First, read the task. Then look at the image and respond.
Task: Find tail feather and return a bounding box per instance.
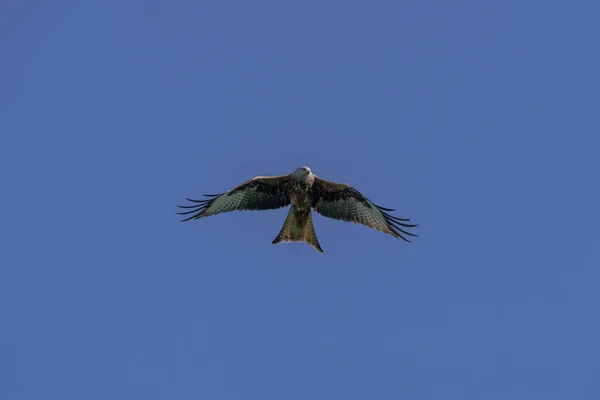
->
[273,207,323,253]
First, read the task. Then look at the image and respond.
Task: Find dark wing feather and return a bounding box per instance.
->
[311,177,417,242]
[176,175,291,221]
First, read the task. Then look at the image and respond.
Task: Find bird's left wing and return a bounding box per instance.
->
[177,175,291,221]
[311,177,417,242]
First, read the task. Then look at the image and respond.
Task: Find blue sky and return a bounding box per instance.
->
[3,0,599,399]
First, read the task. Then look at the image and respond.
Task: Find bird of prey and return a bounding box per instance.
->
[176,166,417,253]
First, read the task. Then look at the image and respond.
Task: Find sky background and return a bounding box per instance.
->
[2,0,600,399]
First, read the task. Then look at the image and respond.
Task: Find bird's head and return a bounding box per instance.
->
[291,166,313,181]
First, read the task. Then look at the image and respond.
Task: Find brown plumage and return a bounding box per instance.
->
[176,166,417,253]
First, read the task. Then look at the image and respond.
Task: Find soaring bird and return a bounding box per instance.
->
[176,166,417,253]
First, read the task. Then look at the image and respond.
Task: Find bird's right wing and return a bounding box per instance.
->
[311,177,417,242]
[177,175,291,221]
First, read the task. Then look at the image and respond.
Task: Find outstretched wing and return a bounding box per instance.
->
[311,177,417,242]
[177,175,291,222]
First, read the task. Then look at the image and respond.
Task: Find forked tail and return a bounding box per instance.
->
[272,207,323,253]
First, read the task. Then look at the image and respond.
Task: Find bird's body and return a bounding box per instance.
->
[177,166,416,253]
[288,168,315,211]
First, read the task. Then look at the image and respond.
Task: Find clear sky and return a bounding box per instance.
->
[3,1,599,399]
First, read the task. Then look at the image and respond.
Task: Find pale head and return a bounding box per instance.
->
[291,166,313,181]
